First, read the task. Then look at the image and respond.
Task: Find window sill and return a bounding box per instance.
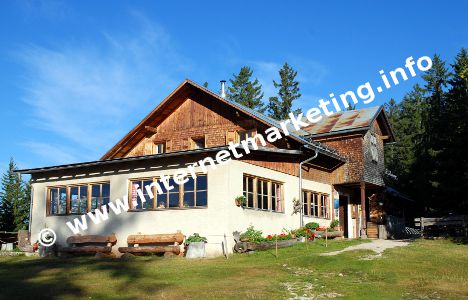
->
[242,207,284,214]
[128,206,208,212]
[304,215,331,220]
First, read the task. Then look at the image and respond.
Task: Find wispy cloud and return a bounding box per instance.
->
[21,141,80,165]
[17,12,192,164]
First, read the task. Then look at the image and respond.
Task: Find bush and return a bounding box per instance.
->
[240,225,264,243]
[305,222,320,230]
[185,233,207,245]
[329,219,340,229]
[292,227,307,237]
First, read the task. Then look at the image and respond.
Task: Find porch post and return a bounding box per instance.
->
[360,182,367,238]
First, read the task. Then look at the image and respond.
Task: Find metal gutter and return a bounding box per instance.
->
[15,146,306,175]
[299,149,319,227]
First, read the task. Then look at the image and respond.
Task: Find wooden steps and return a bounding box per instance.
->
[367,222,378,238]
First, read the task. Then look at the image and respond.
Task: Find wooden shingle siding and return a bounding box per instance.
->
[124,95,296,158]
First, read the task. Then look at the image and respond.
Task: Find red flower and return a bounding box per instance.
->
[267,235,272,239]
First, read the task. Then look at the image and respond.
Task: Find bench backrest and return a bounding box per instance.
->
[67,233,117,245]
[127,231,184,244]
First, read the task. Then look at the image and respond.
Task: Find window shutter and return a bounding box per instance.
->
[226,131,236,144]
[144,141,153,155]
[166,140,173,152]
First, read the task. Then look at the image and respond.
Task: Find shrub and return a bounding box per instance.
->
[329,219,340,229]
[292,227,307,237]
[240,225,264,243]
[305,222,320,230]
[186,233,207,245]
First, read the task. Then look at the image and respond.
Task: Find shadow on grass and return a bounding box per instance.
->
[0,256,171,299]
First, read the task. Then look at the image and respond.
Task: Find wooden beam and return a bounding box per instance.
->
[118,245,180,255]
[127,231,184,244]
[360,182,367,238]
[67,234,117,245]
[145,126,158,134]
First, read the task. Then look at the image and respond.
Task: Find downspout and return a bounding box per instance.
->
[299,149,319,227]
[28,183,33,238]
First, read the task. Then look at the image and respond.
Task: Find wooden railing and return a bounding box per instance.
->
[415,215,468,237]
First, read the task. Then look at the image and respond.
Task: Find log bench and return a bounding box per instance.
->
[61,233,117,255]
[118,231,184,256]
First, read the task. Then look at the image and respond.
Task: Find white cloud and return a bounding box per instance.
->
[21,142,80,165]
[17,12,192,163]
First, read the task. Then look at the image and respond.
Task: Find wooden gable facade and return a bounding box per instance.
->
[102,80,298,160]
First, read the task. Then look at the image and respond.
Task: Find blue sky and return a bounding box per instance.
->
[0,1,467,173]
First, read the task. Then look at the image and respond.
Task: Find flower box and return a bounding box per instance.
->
[234,238,300,253]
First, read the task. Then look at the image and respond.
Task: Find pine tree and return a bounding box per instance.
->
[0,159,24,231]
[14,179,30,230]
[267,63,302,119]
[385,50,468,215]
[441,48,468,213]
[226,66,265,112]
[415,55,449,214]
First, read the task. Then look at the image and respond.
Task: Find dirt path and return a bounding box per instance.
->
[320,239,410,259]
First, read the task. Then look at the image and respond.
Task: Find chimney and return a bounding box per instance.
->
[220,80,226,98]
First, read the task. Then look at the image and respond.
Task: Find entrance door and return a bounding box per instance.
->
[339,195,349,238]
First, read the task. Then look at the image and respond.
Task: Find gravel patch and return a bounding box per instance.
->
[320,239,410,259]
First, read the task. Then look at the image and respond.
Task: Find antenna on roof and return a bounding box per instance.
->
[220,80,226,99]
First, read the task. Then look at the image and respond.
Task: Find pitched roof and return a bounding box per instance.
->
[298,106,395,142]
[101,79,343,161]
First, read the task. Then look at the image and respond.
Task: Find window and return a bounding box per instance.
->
[69,185,88,214]
[311,193,319,217]
[48,182,110,215]
[131,179,154,209]
[154,143,166,154]
[320,194,329,218]
[303,191,309,216]
[302,190,328,219]
[49,187,67,215]
[242,174,283,212]
[257,179,269,210]
[271,182,281,212]
[130,175,207,210]
[237,129,256,142]
[370,134,378,162]
[191,137,205,149]
[91,183,110,210]
[243,176,254,208]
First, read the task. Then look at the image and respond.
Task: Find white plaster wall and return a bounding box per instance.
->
[30,160,333,257]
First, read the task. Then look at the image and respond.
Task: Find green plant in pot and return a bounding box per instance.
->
[185,233,207,245]
[235,195,247,207]
[305,222,320,231]
[239,225,263,243]
[329,219,340,231]
[185,233,207,259]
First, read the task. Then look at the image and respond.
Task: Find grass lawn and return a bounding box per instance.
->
[0,239,466,299]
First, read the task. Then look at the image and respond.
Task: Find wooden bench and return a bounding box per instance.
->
[61,234,117,254]
[118,231,183,256]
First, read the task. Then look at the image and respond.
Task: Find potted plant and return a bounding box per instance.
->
[329,219,340,231]
[185,233,207,259]
[305,222,320,231]
[235,195,247,207]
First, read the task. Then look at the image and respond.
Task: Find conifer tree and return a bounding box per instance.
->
[226,66,265,112]
[441,48,468,213]
[0,159,24,231]
[268,63,302,119]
